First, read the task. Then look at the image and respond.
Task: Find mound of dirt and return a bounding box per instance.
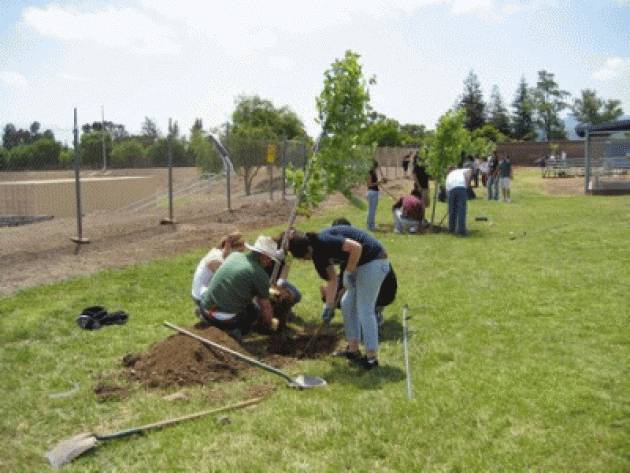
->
[123,325,248,388]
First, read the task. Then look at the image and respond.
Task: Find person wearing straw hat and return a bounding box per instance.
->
[200,235,282,338]
[191,231,246,310]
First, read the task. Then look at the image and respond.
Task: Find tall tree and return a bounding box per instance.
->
[572,89,624,125]
[458,70,486,131]
[488,85,511,136]
[532,70,570,140]
[231,95,306,140]
[2,123,19,150]
[511,77,536,140]
[362,112,402,146]
[140,117,160,146]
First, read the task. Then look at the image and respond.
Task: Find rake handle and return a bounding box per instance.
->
[97,397,263,441]
[164,322,294,384]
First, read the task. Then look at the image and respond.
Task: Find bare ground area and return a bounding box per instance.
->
[1,168,405,297]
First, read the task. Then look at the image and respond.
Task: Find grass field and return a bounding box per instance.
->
[1,169,628,472]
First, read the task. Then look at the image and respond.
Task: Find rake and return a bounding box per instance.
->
[46,397,263,469]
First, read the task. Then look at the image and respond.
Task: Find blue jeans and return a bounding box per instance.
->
[366,190,379,230]
[340,258,390,352]
[487,174,499,200]
[448,187,468,236]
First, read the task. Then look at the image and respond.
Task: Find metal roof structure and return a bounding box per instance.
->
[576,119,630,137]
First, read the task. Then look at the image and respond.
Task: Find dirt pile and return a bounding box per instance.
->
[123,325,248,388]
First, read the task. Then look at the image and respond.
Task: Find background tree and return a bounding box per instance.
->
[111,139,146,167]
[571,89,624,125]
[458,70,486,131]
[532,70,570,140]
[82,121,129,141]
[140,117,160,146]
[2,124,19,150]
[400,123,427,146]
[189,121,222,174]
[426,109,470,224]
[361,112,402,146]
[511,77,536,140]
[488,85,511,136]
[80,132,112,168]
[227,95,307,194]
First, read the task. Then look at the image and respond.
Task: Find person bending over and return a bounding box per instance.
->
[287,226,390,370]
[392,188,425,234]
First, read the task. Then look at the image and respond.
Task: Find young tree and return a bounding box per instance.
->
[532,70,570,140]
[426,109,470,224]
[458,70,486,131]
[289,50,375,212]
[511,77,536,140]
[572,89,624,125]
[488,85,511,136]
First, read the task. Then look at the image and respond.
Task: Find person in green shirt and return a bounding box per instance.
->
[200,235,282,337]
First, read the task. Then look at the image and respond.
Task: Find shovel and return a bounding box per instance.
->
[164,322,326,389]
[46,397,263,469]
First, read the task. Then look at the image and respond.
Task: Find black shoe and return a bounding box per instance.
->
[332,347,362,360]
[351,356,379,370]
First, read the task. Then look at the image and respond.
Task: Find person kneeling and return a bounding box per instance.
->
[392,188,425,234]
[199,235,282,339]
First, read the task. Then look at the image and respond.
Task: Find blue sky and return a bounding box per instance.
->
[1,0,629,144]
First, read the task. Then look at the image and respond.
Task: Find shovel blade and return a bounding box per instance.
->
[46,432,98,469]
[289,374,327,389]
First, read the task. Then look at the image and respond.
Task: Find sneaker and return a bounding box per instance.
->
[228,328,242,341]
[332,347,362,360]
[351,356,379,370]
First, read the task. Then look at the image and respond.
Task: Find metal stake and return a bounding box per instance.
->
[402,304,413,400]
[71,108,89,245]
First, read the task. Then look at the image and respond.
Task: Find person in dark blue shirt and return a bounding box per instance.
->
[287,226,390,370]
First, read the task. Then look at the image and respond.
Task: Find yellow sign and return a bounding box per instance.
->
[266,144,277,164]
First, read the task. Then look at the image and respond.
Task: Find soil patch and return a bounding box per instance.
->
[123,325,248,388]
[266,333,338,358]
[93,381,130,402]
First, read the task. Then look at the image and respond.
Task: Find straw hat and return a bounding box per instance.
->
[245,235,283,263]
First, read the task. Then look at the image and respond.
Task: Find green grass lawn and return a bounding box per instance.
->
[1,169,629,472]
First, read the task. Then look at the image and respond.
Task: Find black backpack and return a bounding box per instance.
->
[376,265,397,308]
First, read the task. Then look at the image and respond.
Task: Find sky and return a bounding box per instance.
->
[1,0,629,144]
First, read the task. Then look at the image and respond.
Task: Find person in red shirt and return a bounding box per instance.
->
[391,188,425,234]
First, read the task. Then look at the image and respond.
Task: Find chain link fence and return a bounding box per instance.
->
[0,118,310,261]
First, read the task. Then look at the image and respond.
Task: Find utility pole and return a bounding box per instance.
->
[101,105,107,171]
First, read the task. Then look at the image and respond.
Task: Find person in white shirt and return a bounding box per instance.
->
[191,232,245,307]
[445,166,472,236]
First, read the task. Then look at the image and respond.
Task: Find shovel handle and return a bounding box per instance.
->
[164,322,294,384]
[98,397,263,441]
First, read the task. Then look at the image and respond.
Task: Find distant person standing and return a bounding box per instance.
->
[401,152,412,178]
[412,152,431,209]
[472,156,481,187]
[498,154,514,202]
[487,151,500,200]
[445,166,472,236]
[366,160,382,231]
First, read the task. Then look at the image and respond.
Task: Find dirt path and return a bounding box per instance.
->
[1,170,408,297]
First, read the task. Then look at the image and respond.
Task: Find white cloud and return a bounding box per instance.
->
[0,71,28,89]
[22,4,180,54]
[593,57,630,81]
[57,72,90,82]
